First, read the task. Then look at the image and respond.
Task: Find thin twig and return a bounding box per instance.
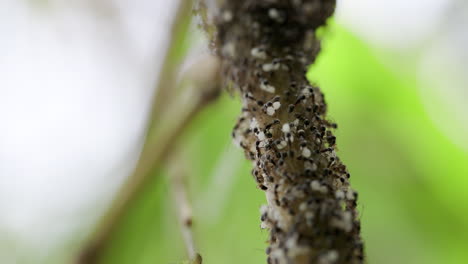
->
[168,153,203,264]
[147,0,194,134]
[76,50,221,264]
[75,1,191,260]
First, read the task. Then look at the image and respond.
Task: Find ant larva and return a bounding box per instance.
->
[260,79,276,93]
[251,47,267,60]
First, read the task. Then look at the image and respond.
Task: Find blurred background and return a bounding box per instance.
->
[0,0,467,263]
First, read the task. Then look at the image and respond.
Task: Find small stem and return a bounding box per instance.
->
[168,153,202,264]
[148,0,194,133]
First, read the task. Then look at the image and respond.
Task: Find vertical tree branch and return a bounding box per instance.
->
[200,0,365,263]
[76,48,220,264]
[148,0,194,132]
[169,153,203,264]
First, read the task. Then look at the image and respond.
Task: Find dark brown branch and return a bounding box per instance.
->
[202,0,365,263]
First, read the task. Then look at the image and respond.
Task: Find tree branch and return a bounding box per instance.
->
[168,152,203,264]
[147,0,194,133]
[75,49,220,264]
[201,0,365,263]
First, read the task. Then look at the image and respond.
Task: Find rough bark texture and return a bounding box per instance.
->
[209,0,364,263]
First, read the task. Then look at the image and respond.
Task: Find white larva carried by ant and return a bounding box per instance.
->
[262,62,281,72]
[250,118,259,130]
[281,123,291,133]
[266,106,276,116]
[272,101,281,110]
[310,180,328,194]
[318,250,339,264]
[251,47,267,60]
[260,81,276,93]
[257,131,266,141]
[330,211,353,232]
[335,190,345,200]
[222,10,233,22]
[301,147,311,158]
[276,140,287,150]
[268,8,285,23]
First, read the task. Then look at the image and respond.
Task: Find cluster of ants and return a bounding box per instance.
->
[213,0,364,263]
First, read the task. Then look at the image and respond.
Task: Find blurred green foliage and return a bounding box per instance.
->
[99,24,468,264]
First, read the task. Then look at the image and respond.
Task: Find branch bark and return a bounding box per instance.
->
[147,0,194,132]
[169,152,203,264]
[200,0,365,263]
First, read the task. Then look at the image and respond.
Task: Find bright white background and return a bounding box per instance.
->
[0,0,179,262]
